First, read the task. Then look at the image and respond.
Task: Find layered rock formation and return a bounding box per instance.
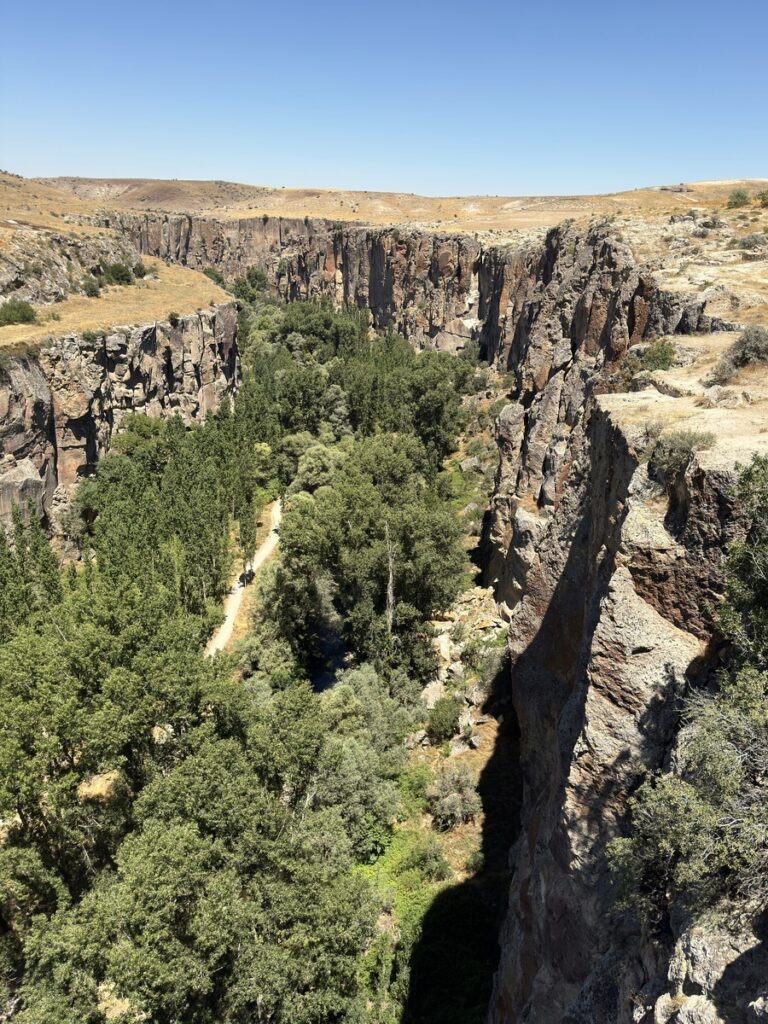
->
[0,304,238,526]
[113,211,727,366]
[0,229,139,304]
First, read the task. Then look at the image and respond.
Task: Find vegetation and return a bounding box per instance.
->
[609,455,768,924]
[710,325,768,384]
[427,696,463,742]
[0,298,36,326]
[203,266,226,287]
[0,295,488,1022]
[81,276,100,298]
[649,428,715,485]
[100,261,134,286]
[727,188,750,208]
[427,764,481,831]
[614,337,675,390]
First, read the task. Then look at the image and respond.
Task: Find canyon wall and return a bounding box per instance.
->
[0,303,238,527]
[111,213,718,365]
[481,232,766,1021]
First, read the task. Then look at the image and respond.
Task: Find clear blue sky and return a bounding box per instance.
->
[1,0,766,196]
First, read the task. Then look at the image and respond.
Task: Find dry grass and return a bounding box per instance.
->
[0,257,228,347]
[34,174,768,235]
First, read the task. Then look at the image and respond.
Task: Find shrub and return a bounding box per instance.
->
[738,232,768,251]
[727,188,750,209]
[399,763,433,814]
[133,261,147,279]
[82,276,100,298]
[0,298,36,326]
[81,330,99,343]
[168,311,181,328]
[616,338,676,390]
[757,190,768,209]
[650,428,715,483]
[427,763,481,830]
[427,696,462,742]
[395,834,450,881]
[710,325,768,383]
[100,261,134,285]
[203,267,226,287]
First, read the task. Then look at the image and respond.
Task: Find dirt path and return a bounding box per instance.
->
[205,500,282,657]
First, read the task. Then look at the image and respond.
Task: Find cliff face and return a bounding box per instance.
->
[0,303,238,527]
[113,212,721,370]
[481,229,766,1020]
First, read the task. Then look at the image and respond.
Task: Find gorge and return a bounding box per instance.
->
[1,174,767,1023]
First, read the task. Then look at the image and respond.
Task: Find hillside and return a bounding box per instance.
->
[34,173,768,234]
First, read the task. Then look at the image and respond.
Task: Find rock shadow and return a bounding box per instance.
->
[401,664,522,1024]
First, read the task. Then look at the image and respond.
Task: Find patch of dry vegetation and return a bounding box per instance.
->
[0,258,228,346]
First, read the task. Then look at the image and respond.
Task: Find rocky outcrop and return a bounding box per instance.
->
[0,229,139,305]
[480,227,763,1019]
[0,304,238,527]
[110,214,718,363]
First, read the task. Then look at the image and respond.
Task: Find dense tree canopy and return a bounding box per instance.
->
[0,294,478,1022]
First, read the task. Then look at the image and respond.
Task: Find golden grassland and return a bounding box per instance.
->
[32,173,768,233]
[0,258,229,348]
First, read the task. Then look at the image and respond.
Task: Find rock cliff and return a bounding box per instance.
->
[480,229,767,1020]
[112,211,724,365]
[0,303,238,527]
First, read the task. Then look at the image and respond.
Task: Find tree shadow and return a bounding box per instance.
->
[401,664,522,1024]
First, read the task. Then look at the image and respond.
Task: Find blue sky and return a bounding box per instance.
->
[1,0,766,195]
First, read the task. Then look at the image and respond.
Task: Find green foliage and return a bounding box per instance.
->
[133,260,147,279]
[81,276,100,297]
[100,262,134,286]
[0,298,36,326]
[167,311,180,328]
[649,428,715,485]
[727,188,750,208]
[0,295,476,1021]
[710,325,768,384]
[615,338,676,390]
[203,266,226,287]
[757,189,768,208]
[427,696,462,742]
[231,265,268,303]
[427,763,481,831]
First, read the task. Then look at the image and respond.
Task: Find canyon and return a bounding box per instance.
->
[2,174,767,1021]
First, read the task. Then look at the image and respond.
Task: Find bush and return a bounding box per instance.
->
[427,696,462,742]
[427,763,480,830]
[757,190,768,209]
[203,267,226,287]
[100,261,134,285]
[727,188,750,209]
[168,311,181,328]
[710,325,768,384]
[616,338,676,390]
[737,232,768,251]
[0,298,36,326]
[395,833,450,881]
[82,276,100,298]
[650,428,715,483]
[399,763,433,814]
[133,261,148,279]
